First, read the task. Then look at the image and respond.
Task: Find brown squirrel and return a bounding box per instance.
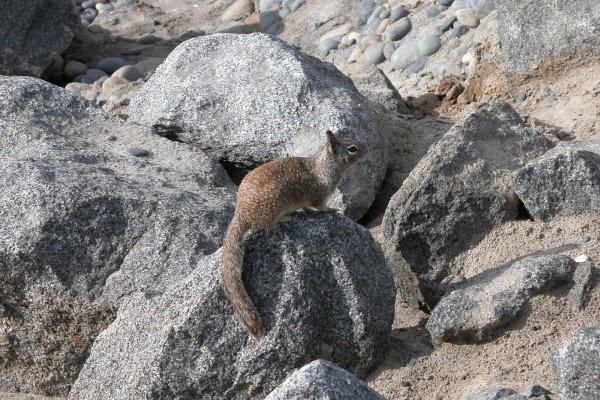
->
[220,130,366,337]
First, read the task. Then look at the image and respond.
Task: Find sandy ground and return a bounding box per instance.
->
[368,214,599,399]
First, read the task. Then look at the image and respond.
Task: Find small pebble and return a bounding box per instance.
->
[73,74,94,84]
[136,34,159,44]
[400,381,411,388]
[453,21,469,37]
[405,57,427,75]
[544,96,557,106]
[581,235,591,243]
[384,17,411,41]
[343,44,355,60]
[364,43,386,65]
[516,91,527,102]
[65,82,90,95]
[467,61,477,76]
[127,148,149,157]
[81,0,96,9]
[456,8,479,28]
[113,0,136,7]
[364,15,383,35]
[543,86,552,95]
[80,8,98,22]
[383,41,396,60]
[290,0,305,12]
[320,23,353,44]
[389,6,409,23]
[100,76,126,91]
[279,6,290,17]
[86,68,107,81]
[360,36,379,48]
[244,14,259,25]
[80,89,100,102]
[134,57,164,75]
[107,135,117,141]
[379,9,390,19]
[367,5,385,25]
[347,32,361,43]
[418,34,441,56]
[96,2,113,12]
[438,0,454,5]
[376,18,390,35]
[319,37,340,58]
[96,57,126,74]
[112,65,143,81]
[475,0,495,19]
[452,0,467,9]
[438,15,457,32]
[427,6,441,17]
[221,0,255,21]
[353,14,365,28]
[358,0,375,24]
[447,38,461,48]
[391,43,420,70]
[64,60,88,80]
[347,45,363,63]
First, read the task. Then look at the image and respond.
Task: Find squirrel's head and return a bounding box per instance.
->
[324,130,366,173]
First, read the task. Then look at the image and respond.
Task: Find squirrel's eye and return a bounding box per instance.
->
[348,145,358,155]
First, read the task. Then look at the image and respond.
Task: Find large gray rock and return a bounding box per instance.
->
[381,102,554,307]
[495,0,600,70]
[68,213,396,399]
[265,360,386,400]
[129,33,386,220]
[550,325,600,400]
[0,76,233,395]
[426,255,576,344]
[0,0,79,77]
[349,64,413,114]
[511,141,600,221]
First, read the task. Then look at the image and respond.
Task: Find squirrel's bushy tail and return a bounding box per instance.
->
[221,216,264,337]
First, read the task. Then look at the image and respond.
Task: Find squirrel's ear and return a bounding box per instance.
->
[326,130,337,148]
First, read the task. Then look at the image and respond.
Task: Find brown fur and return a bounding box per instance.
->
[220,131,366,337]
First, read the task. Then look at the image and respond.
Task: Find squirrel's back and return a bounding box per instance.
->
[235,157,327,229]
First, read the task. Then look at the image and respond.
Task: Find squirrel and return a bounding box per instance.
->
[220,130,366,337]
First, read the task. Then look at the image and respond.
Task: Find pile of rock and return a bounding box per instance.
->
[75,0,135,26]
[47,55,160,118]
[317,0,495,76]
